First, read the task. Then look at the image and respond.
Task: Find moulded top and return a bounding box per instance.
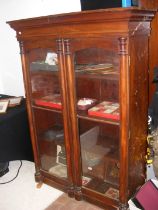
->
[7,7,155,31]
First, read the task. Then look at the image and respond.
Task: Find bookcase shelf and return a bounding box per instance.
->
[77,113,120,125]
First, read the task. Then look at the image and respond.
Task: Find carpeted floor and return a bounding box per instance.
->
[0,160,103,210]
[0,160,63,210]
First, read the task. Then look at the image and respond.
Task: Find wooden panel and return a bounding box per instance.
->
[139,0,158,8]
[128,34,149,196]
[139,0,158,102]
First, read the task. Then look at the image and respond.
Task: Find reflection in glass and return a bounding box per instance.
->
[74,47,119,121]
[73,46,120,199]
[80,121,119,199]
[34,104,67,179]
[29,49,61,109]
[30,51,58,71]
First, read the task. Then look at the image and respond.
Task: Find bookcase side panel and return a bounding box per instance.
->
[128,33,149,197]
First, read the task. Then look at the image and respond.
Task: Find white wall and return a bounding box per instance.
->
[0,0,81,96]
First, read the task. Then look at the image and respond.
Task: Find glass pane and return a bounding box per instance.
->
[34,108,67,179]
[74,44,120,199]
[28,48,67,180]
[75,47,119,121]
[29,49,61,110]
[79,119,119,200]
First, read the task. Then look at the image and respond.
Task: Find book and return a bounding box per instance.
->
[34,94,61,109]
[0,101,9,114]
[133,179,158,210]
[8,96,23,107]
[0,96,23,107]
[75,63,117,75]
[88,101,119,121]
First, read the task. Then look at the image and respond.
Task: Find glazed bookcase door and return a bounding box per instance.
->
[28,46,69,181]
[65,37,121,202]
